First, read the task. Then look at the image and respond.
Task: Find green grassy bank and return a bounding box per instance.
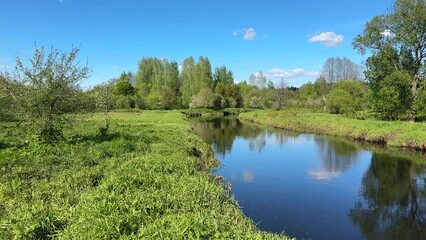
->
[0,111,289,239]
[239,109,426,151]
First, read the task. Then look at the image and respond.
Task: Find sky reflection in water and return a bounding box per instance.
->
[191,118,426,240]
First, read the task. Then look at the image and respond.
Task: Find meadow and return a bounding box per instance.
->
[0,111,289,239]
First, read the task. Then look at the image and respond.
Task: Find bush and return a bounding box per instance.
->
[189,88,222,109]
[327,89,355,114]
[3,46,91,143]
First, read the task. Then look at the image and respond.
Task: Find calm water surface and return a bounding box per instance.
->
[191,118,426,240]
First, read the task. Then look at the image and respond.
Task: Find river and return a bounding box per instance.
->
[190,118,426,240]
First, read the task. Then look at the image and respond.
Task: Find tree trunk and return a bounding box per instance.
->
[410,76,419,122]
[323,94,327,112]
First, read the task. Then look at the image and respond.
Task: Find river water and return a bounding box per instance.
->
[190,118,426,240]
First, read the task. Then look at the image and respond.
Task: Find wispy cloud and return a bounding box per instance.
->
[232,27,258,41]
[111,66,120,70]
[244,28,257,41]
[266,68,320,79]
[309,31,344,47]
[308,169,341,181]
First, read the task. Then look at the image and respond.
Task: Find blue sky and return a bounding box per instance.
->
[0,0,393,88]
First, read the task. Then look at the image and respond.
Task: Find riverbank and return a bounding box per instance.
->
[182,108,252,118]
[0,111,289,239]
[239,109,426,151]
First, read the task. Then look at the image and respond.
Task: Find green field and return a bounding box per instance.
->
[0,111,289,239]
[239,109,426,151]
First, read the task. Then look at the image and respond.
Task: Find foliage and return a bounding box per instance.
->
[213,65,234,87]
[0,75,12,118]
[327,89,355,114]
[2,46,90,143]
[135,58,180,109]
[353,0,426,121]
[249,71,267,89]
[113,72,135,96]
[189,88,222,109]
[371,70,413,120]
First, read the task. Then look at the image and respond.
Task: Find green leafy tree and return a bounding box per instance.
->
[327,80,367,115]
[193,57,214,91]
[314,75,330,111]
[135,58,180,109]
[180,57,196,107]
[4,46,90,143]
[163,61,181,108]
[213,66,234,87]
[372,70,413,120]
[0,75,10,118]
[298,82,321,108]
[113,72,135,96]
[189,88,221,109]
[353,0,426,121]
[94,83,113,135]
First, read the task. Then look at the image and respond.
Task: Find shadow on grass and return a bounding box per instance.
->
[0,142,13,150]
[68,132,139,145]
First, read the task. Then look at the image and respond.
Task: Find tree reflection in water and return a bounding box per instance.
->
[190,118,263,156]
[309,136,360,181]
[349,153,426,240]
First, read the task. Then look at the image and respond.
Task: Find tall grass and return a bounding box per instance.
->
[0,111,290,239]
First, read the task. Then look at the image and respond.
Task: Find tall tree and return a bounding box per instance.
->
[213,66,234,87]
[353,0,426,121]
[314,75,330,111]
[249,71,267,89]
[180,57,196,107]
[193,56,213,91]
[276,79,287,109]
[322,57,362,83]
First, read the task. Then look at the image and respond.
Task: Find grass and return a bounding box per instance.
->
[0,111,290,239]
[239,109,426,151]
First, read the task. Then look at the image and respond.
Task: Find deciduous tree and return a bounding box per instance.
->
[4,46,91,143]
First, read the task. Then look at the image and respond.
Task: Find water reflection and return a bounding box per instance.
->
[349,153,426,240]
[190,118,426,239]
[309,136,360,181]
[190,118,262,156]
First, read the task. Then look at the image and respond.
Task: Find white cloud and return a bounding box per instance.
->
[381,29,395,38]
[111,66,120,70]
[232,28,245,37]
[308,169,341,181]
[232,28,259,41]
[309,31,344,47]
[244,28,257,41]
[242,170,254,183]
[266,68,320,79]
